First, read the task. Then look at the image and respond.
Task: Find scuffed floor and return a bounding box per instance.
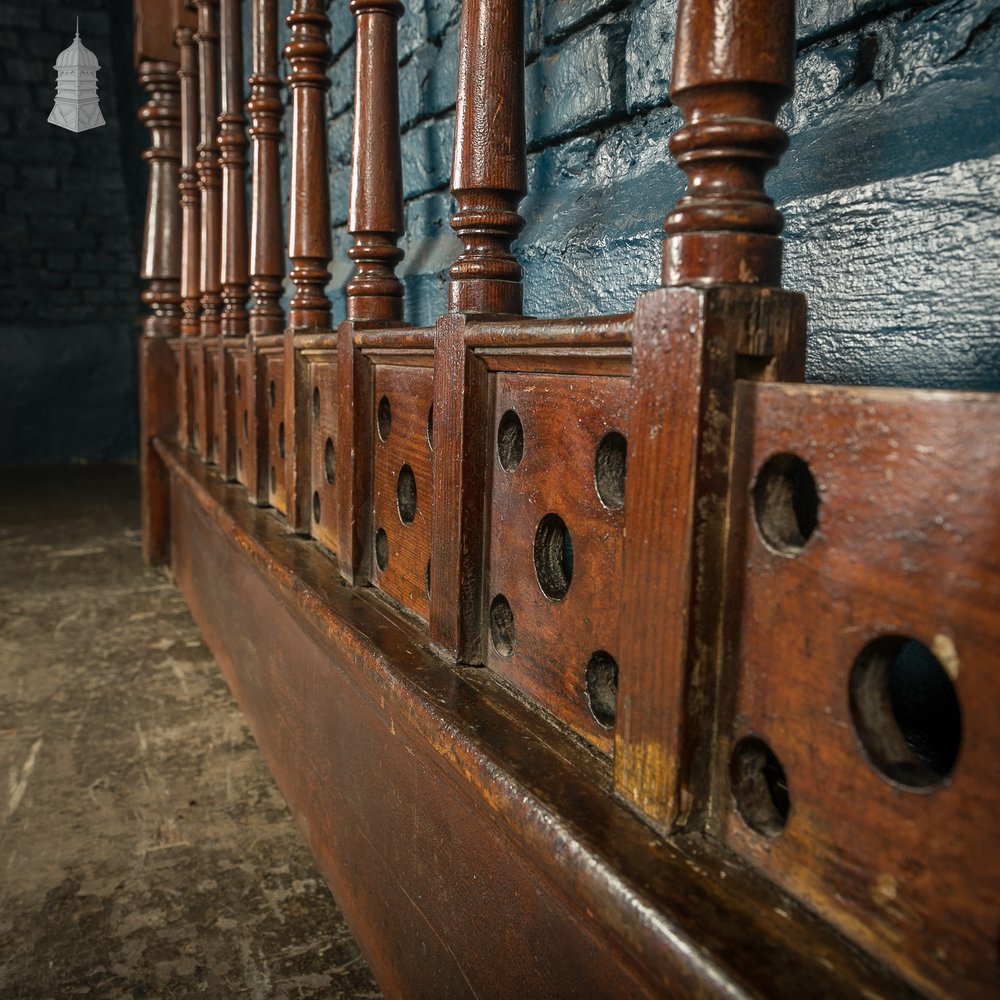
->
[0,467,382,999]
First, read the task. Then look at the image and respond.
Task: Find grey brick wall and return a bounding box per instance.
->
[0,0,143,464]
[314,0,1000,390]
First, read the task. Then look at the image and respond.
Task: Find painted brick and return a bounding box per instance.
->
[625,0,678,112]
[543,0,630,41]
[398,23,458,129]
[401,115,454,199]
[327,44,354,118]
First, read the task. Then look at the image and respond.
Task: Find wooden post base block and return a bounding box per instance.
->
[233,348,253,491]
[306,352,339,554]
[203,340,221,464]
[486,371,629,755]
[720,381,1000,999]
[219,340,244,481]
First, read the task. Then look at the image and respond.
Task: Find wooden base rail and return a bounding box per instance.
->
[133,0,1000,995]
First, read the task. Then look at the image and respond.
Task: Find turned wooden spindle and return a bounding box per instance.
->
[138,62,183,327]
[195,0,222,335]
[346,0,404,323]
[176,25,201,340]
[448,0,526,316]
[137,57,182,564]
[218,0,249,337]
[247,0,285,336]
[663,0,795,288]
[284,0,332,331]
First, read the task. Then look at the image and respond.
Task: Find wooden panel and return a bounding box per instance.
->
[204,341,221,464]
[263,354,286,513]
[308,356,338,553]
[234,350,252,489]
[370,364,434,622]
[486,372,629,754]
[720,381,1000,998]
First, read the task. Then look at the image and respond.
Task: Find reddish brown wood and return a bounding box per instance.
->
[346,0,404,323]
[448,0,526,316]
[663,0,795,288]
[245,0,285,501]
[284,0,332,532]
[137,56,182,564]
[720,382,1000,999]
[195,0,222,464]
[217,0,248,480]
[306,356,339,551]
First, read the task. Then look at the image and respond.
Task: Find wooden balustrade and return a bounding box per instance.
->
[132,0,1000,994]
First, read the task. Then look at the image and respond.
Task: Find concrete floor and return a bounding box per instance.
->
[0,467,382,999]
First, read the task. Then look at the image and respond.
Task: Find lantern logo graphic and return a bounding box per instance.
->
[49,18,106,133]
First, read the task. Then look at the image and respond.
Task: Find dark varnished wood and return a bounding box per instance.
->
[449,0,526,316]
[137,56,182,564]
[284,0,332,533]
[664,0,795,288]
[218,0,248,481]
[346,0,404,323]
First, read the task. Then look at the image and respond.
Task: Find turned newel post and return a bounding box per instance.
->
[663,0,795,288]
[448,0,526,316]
[196,0,222,335]
[285,0,332,332]
[248,0,285,336]
[616,0,804,831]
[139,63,182,327]
[347,0,404,323]
[219,0,248,337]
[136,31,182,563]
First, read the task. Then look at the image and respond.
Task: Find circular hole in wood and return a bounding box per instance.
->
[242,409,249,443]
[377,395,391,441]
[278,421,285,459]
[730,735,790,837]
[489,594,515,657]
[425,559,431,597]
[269,464,276,495]
[427,404,434,450]
[849,636,961,789]
[312,490,320,523]
[497,409,524,472]
[397,464,417,524]
[324,438,335,485]
[595,432,627,510]
[268,379,276,409]
[752,453,819,555]
[235,372,242,398]
[533,514,573,601]
[586,651,619,728]
[375,528,388,571]
[312,385,320,420]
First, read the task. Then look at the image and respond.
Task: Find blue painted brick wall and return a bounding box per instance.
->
[304,0,1000,390]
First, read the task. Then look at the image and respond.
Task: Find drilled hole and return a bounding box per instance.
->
[235,372,242,398]
[242,409,249,443]
[497,409,524,472]
[425,559,431,597]
[595,431,627,510]
[427,404,434,450]
[278,421,285,459]
[313,490,320,523]
[268,379,276,409]
[312,385,320,420]
[377,395,391,441]
[534,514,573,601]
[489,594,515,657]
[586,651,619,729]
[849,636,961,789]
[375,528,388,571]
[396,464,417,524]
[752,453,819,555]
[730,735,790,837]
[269,464,276,495]
[324,438,335,485]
